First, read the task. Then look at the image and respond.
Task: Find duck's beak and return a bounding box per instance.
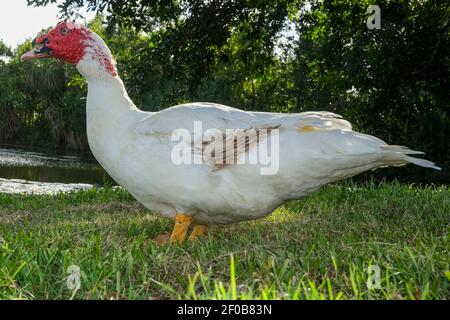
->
[21,41,53,62]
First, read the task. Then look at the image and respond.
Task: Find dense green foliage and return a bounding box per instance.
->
[1,1,449,182]
[0,182,449,299]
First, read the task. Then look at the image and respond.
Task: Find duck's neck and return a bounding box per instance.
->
[77,55,141,166]
[77,55,139,117]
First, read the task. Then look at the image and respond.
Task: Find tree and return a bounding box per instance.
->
[0,41,11,58]
[0,51,23,142]
[27,0,295,97]
[291,0,450,183]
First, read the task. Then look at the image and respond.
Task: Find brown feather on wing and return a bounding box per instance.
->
[193,125,280,170]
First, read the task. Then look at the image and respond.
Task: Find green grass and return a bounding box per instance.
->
[0,182,449,300]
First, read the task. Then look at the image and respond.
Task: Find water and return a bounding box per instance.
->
[0,145,115,194]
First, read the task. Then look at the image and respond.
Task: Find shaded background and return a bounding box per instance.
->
[0,0,448,184]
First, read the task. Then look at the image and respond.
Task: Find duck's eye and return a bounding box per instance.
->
[60,28,70,35]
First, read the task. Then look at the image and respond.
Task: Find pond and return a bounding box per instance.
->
[0,145,115,194]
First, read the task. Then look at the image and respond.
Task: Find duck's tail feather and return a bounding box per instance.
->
[403,155,441,170]
[318,133,441,182]
[379,145,441,170]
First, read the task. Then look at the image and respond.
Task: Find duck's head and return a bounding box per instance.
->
[21,21,117,78]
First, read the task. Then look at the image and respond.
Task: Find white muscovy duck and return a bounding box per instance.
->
[22,21,440,244]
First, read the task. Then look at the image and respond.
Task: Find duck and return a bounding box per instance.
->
[21,21,440,244]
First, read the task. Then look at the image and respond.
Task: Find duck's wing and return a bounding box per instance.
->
[137,103,352,168]
[137,102,352,135]
[137,102,261,133]
[137,102,440,172]
[249,110,352,131]
[191,111,356,169]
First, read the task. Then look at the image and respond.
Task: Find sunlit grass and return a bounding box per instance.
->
[0,182,449,299]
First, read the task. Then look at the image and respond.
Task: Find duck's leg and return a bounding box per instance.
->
[189,224,208,241]
[169,213,193,244]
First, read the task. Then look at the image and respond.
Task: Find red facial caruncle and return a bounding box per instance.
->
[21,21,118,77]
[22,21,89,64]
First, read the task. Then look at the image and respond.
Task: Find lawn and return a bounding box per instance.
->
[0,182,449,300]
